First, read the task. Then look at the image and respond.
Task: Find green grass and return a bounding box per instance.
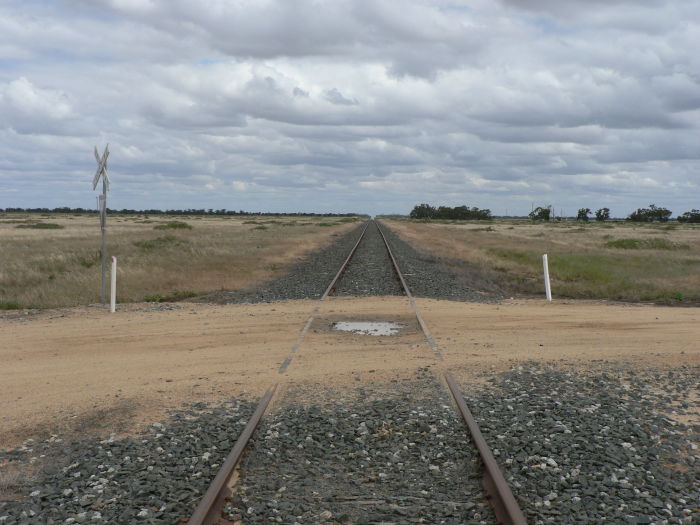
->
[605,238,689,250]
[166,289,197,301]
[407,218,494,225]
[77,254,100,268]
[15,223,64,229]
[488,248,540,266]
[0,301,23,310]
[246,219,295,225]
[154,221,192,230]
[488,247,700,302]
[133,236,183,251]
[143,290,197,302]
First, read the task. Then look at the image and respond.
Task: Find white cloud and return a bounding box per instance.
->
[0,77,77,134]
[0,0,698,217]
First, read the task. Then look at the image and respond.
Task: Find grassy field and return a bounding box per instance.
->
[0,213,362,309]
[386,218,700,304]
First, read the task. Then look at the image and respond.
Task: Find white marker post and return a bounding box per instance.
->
[110,256,117,313]
[542,254,552,302]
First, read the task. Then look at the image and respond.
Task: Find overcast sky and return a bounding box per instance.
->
[1,0,698,217]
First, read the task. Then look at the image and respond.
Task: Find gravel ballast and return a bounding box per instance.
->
[226,376,495,524]
[332,221,404,297]
[377,221,501,303]
[0,399,257,524]
[202,222,367,304]
[203,219,500,304]
[3,364,696,524]
[463,362,699,524]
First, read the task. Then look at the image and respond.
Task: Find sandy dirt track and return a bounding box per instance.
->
[1,297,698,448]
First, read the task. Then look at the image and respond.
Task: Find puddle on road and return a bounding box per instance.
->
[332,321,405,336]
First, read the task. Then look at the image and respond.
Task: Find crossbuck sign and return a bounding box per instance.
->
[93,144,110,304]
[93,145,110,230]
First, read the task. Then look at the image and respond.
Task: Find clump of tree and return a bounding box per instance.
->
[677,209,700,223]
[529,205,552,221]
[577,208,591,221]
[595,208,610,221]
[409,203,492,220]
[628,204,672,222]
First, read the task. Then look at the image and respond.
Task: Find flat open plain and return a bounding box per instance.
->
[1,219,698,523]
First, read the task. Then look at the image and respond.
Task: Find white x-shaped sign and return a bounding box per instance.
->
[92,144,110,191]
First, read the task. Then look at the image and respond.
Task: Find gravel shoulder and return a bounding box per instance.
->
[458,362,699,524]
[1,399,258,524]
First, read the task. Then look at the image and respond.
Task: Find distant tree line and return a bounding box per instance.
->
[573,207,610,222]
[409,203,492,220]
[627,204,672,222]
[527,204,699,223]
[677,209,700,223]
[0,207,360,217]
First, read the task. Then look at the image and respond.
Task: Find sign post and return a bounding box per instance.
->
[92,144,110,305]
[542,254,552,301]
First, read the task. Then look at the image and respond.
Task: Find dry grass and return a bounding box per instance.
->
[386,219,700,304]
[0,213,362,309]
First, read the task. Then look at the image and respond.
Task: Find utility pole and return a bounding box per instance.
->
[92,144,110,305]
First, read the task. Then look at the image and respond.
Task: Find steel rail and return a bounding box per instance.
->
[321,220,371,300]
[279,220,371,373]
[189,219,526,523]
[374,220,442,359]
[373,221,412,299]
[188,220,385,521]
[445,374,528,525]
[375,220,527,524]
[187,384,278,525]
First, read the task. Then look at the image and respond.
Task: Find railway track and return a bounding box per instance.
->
[186,219,527,524]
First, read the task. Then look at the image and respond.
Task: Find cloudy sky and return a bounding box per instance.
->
[0,0,698,217]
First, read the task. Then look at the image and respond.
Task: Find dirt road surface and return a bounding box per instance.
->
[1,297,698,448]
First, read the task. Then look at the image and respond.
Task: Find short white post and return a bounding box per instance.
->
[542,253,552,301]
[110,256,117,312]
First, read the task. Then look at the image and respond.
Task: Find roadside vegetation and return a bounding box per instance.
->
[386,218,700,304]
[0,213,362,309]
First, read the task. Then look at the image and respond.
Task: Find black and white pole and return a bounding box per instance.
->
[92,144,110,305]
